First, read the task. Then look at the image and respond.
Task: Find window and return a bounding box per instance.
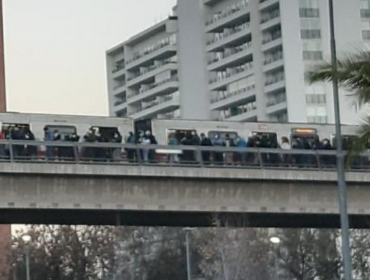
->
[363,30,370,40]
[299,8,319,18]
[303,51,323,60]
[301,29,321,39]
[299,0,319,8]
[361,9,370,18]
[306,94,326,104]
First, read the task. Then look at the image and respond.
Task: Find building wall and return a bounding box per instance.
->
[106,0,369,124]
[0,0,6,112]
[177,0,211,120]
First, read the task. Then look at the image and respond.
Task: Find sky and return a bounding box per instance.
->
[3,0,177,116]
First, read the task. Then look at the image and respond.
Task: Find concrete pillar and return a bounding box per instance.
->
[176,0,210,120]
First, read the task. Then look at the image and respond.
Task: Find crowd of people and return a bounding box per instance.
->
[0,125,363,168]
[166,131,342,167]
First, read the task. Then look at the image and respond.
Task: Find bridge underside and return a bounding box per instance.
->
[1,209,370,228]
[1,163,370,228]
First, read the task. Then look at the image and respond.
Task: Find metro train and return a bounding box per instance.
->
[0,112,361,147]
[0,112,133,141]
[135,118,360,146]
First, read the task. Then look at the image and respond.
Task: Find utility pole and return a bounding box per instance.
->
[328,1,353,279]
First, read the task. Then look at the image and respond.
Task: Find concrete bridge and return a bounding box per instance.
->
[1,160,370,228]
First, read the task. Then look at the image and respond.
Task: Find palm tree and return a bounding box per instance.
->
[308,50,370,157]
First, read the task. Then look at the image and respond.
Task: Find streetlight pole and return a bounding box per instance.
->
[22,235,31,280]
[269,236,280,280]
[328,1,353,280]
[184,229,192,280]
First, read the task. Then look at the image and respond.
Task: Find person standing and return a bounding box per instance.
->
[44,127,54,160]
[200,133,212,165]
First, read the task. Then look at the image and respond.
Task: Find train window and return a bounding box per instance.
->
[90,127,119,142]
[1,123,30,137]
[291,128,318,145]
[251,132,278,147]
[332,135,359,150]
[208,131,238,140]
[45,125,77,140]
[167,129,194,143]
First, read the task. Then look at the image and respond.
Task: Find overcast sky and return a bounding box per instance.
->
[3,0,176,116]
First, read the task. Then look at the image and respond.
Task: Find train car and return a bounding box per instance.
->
[0,112,133,141]
[140,118,360,146]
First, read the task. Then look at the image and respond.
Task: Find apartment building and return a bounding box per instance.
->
[106,0,369,124]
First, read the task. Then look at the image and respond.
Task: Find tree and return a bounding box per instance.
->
[276,229,340,280]
[308,50,370,154]
[11,225,116,280]
[196,227,272,280]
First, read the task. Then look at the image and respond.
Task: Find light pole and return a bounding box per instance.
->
[21,234,31,280]
[269,236,280,280]
[184,228,194,280]
[328,1,353,280]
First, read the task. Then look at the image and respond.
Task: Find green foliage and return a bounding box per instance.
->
[308,49,370,157]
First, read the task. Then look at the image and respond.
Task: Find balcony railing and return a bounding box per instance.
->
[263,52,283,65]
[127,60,176,82]
[113,82,126,90]
[209,62,253,84]
[262,31,282,44]
[225,102,256,119]
[127,76,179,99]
[112,63,125,73]
[114,99,127,106]
[260,10,280,24]
[126,36,176,65]
[206,23,250,46]
[205,0,249,26]
[266,94,286,107]
[211,84,255,103]
[265,73,285,86]
[208,42,252,65]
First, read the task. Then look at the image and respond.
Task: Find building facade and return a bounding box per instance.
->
[106,0,370,124]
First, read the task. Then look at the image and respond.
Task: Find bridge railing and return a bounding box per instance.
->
[0,139,368,171]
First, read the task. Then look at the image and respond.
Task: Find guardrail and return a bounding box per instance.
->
[0,140,367,171]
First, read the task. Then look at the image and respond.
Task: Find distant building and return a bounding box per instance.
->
[106,0,370,124]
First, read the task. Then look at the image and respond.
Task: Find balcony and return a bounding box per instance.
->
[113,100,127,113]
[209,62,253,91]
[130,93,180,120]
[225,106,257,121]
[126,39,177,70]
[210,85,255,110]
[112,82,126,95]
[126,62,177,88]
[259,0,279,10]
[266,101,287,115]
[263,56,284,72]
[112,66,125,79]
[206,23,251,52]
[205,1,250,33]
[260,15,281,31]
[261,37,282,52]
[204,0,223,5]
[127,76,179,105]
[264,78,285,94]
[208,43,252,71]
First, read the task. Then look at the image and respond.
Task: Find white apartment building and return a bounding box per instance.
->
[106,0,370,124]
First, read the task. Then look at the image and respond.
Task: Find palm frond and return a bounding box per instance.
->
[308,50,370,106]
[346,116,370,167]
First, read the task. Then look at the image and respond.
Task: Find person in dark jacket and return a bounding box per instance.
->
[181,132,195,164]
[200,133,213,164]
[24,127,36,159]
[125,132,136,162]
